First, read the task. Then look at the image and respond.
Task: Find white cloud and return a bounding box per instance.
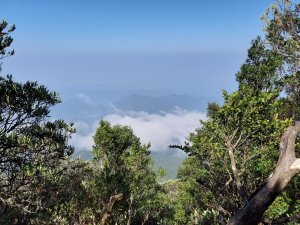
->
[77,93,96,106]
[104,109,206,151]
[70,120,99,151]
[71,109,206,153]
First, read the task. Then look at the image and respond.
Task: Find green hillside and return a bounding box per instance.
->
[151,151,186,181]
[73,150,186,180]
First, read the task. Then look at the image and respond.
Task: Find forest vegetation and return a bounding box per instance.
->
[1,0,300,224]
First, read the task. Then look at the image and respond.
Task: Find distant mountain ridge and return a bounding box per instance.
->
[114,94,208,113]
[53,93,209,121]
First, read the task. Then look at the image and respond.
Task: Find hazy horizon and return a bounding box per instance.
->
[1,0,275,155]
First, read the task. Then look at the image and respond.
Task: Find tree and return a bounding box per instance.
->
[0,20,15,71]
[0,20,75,224]
[28,121,173,225]
[92,121,168,225]
[262,0,300,122]
[174,37,300,224]
[31,159,98,224]
[262,0,300,67]
[228,122,300,224]
[224,1,300,223]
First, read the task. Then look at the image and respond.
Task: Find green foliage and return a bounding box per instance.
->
[0,76,75,224]
[236,37,283,93]
[30,159,95,224]
[173,37,295,224]
[281,71,300,121]
[0,21,76,224]
[262,0,300,124]
[262,0,300,67]
[0,20,15,72]
[92,120,171,224]
[0,76,76,223]
[39,121,174,224]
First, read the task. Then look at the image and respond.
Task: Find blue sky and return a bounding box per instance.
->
[2,0,274,99]
[1,1,277,154]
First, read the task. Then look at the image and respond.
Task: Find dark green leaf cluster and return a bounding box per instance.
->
[0,20,15,72]
[0,73,76,223]
[0,23,76,224]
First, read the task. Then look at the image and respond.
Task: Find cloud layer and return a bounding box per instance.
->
[70,109,206,153]
[77,93,97,106]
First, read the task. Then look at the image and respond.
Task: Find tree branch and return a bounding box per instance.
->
[228,122,300,225]
[100,193,124,225]
[225,131,248,203]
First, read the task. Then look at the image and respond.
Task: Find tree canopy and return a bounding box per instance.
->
[0,20,76,224]
[262,0,300,66]
[172,1,300,223]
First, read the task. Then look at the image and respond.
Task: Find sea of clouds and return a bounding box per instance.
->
[70,108,206,153]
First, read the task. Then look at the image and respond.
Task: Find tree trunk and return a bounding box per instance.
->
[228,122,300,225]
[100,193,124,225]
[127,195,134,225]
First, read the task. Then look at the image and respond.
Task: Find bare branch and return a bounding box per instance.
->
[225,137,248,203]
[228,122,300,225]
